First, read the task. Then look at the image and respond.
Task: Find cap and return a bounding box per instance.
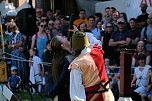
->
[71,31,90,50]
[11,66,17,71]
[117,18,125,24]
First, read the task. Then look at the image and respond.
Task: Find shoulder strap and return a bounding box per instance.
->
[34,33,38,48]
[35,33,38,40]
[46,32,49,39]
[144,26,147,40]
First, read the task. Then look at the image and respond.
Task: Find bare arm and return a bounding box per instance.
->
[7,82,11,90]
[31,35,36,49]
[132,57,136,66]
[131,74,136,87]
[131,37,139,45]
[146,55,151,65]
[109,39,120,46]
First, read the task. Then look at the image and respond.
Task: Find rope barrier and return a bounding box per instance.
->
[0,51,52,66]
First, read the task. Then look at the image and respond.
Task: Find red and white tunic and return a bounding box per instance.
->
[69,46,114,101]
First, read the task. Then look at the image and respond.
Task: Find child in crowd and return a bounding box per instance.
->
[42,40,53,95]
[29,48,44,94]
[108,60,120,101]
[8,66,21,92]
[141,68,152,101]
[105,57,111,77]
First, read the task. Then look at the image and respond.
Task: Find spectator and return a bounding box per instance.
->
[29,48,44,94]
[102,7,112,29]
[132,41,151,67]
[105,57,111,77]
[8,21,26,80]
[102,22,114,59]
[119,12,130,29]
[36,7,43,23]
[136,3,149,30]
[31,20,51,59]
[94,12,102,25]
[47,19,54,34]
[52,20,63,37]
[140,13,152,54]
[42,40,53,95]
[73,9,88,27]
[78,22,87,32]
[87,16,101,40]
[109,18,132,65]
[109,7,117,16]
[8,66,21,92]
[131,53,151,101]
[46,9,54,20]
[47,35,74,101]
[112,11,120,31]
[104,7,111,18]
[40,14,48,25]
[141,68,152,101]
[61,16,70,37]
[129,18,141,49]
[96,20,104,33]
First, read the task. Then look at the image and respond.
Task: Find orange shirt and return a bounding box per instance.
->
[73,18,88,27]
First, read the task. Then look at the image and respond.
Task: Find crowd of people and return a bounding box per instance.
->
[0,2,152,101]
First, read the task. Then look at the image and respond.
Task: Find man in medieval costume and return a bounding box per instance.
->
[69,31,114,101]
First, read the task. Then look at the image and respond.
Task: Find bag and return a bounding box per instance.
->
[34,74,42,84]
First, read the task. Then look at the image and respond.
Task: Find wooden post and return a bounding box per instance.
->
[119,51,132,97]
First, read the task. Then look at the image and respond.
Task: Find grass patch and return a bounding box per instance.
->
[14,91,52,101]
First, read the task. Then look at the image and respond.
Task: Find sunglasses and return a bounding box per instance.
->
[48,23,53,25]
[106,26,112,28]
[9,26,16,30]
[36,11,41,13]
[40,25,46,28]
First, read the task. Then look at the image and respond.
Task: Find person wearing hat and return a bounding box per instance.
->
[69,31,114,101]
[109,17,132,65]
[7,66,21,92]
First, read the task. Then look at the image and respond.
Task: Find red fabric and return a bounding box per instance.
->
[90,45,108,83]
[85,85,104,101]
[85,45,108,101]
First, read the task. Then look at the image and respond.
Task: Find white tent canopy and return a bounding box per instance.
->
[0,0,31,17]
[0,1,17,16]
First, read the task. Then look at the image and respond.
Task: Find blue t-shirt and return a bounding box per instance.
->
[8,75,21,88]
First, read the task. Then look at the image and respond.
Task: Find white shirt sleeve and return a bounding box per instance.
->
[70,68,86,101]
[36,57,42,64]
[86,32,102,48]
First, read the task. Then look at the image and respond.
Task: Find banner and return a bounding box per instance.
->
[0,61,7,83]
[126,0,152,20]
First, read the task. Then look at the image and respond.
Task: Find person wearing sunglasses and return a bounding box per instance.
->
[102,23,114,60]
[31,20,51,59]
[8,21,26,81]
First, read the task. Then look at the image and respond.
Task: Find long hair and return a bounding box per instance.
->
[50,36,69,80]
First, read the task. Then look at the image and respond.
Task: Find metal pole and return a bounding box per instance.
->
[0,12,5,58]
